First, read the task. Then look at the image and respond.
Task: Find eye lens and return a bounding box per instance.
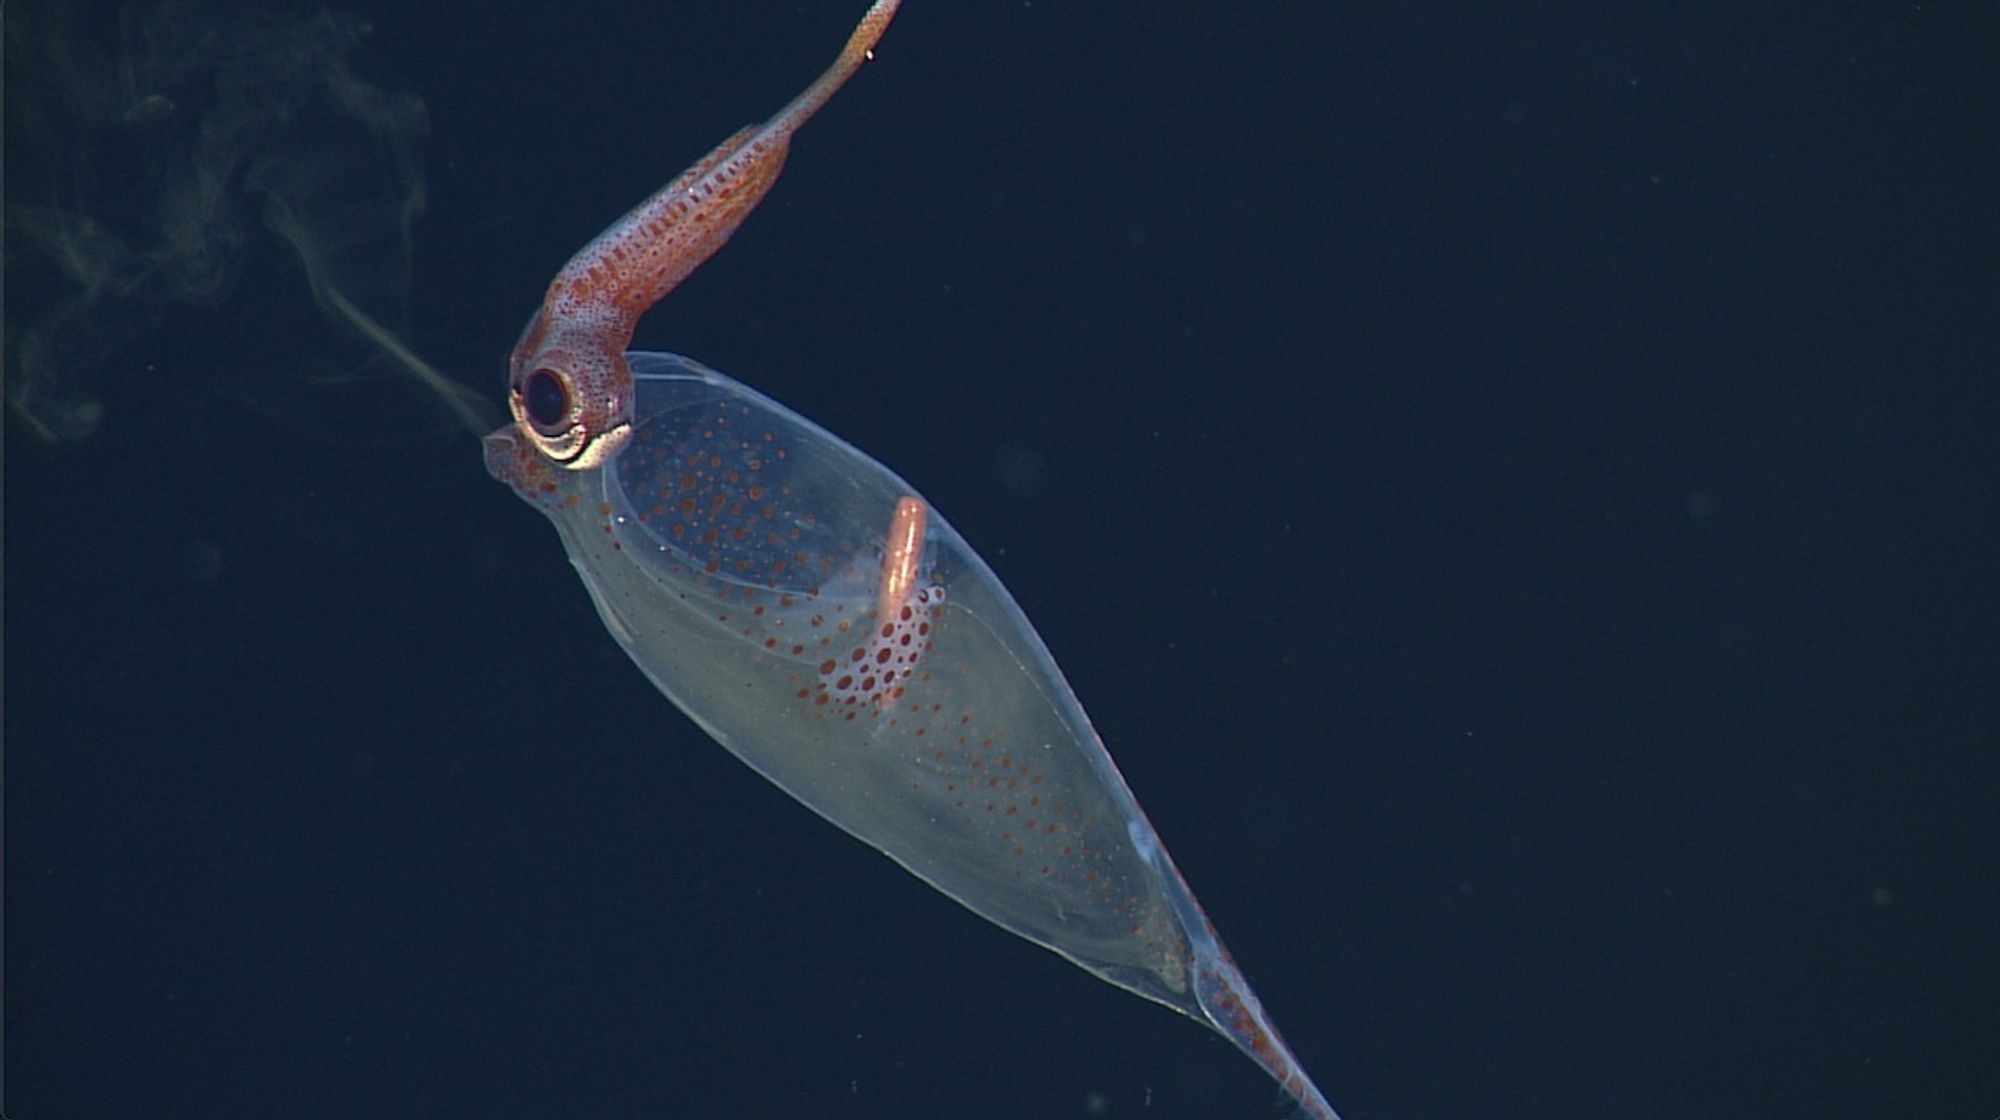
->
[524,369,568,429]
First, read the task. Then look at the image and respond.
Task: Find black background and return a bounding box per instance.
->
[8,2,1997,1118]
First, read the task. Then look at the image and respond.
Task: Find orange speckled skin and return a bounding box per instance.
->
[492,1,901,476]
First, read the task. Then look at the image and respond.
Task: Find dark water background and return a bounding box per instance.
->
[7,2,1996,1117]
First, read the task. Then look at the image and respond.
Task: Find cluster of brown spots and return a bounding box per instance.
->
[807,585,943,719]
[768,606,1163,955]
[620,405,849,598]
[904,718,1124,894]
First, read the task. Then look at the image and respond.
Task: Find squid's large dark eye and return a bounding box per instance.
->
[524,368,569,430]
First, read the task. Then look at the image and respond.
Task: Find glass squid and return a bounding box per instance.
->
[482,4,1343,1116]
